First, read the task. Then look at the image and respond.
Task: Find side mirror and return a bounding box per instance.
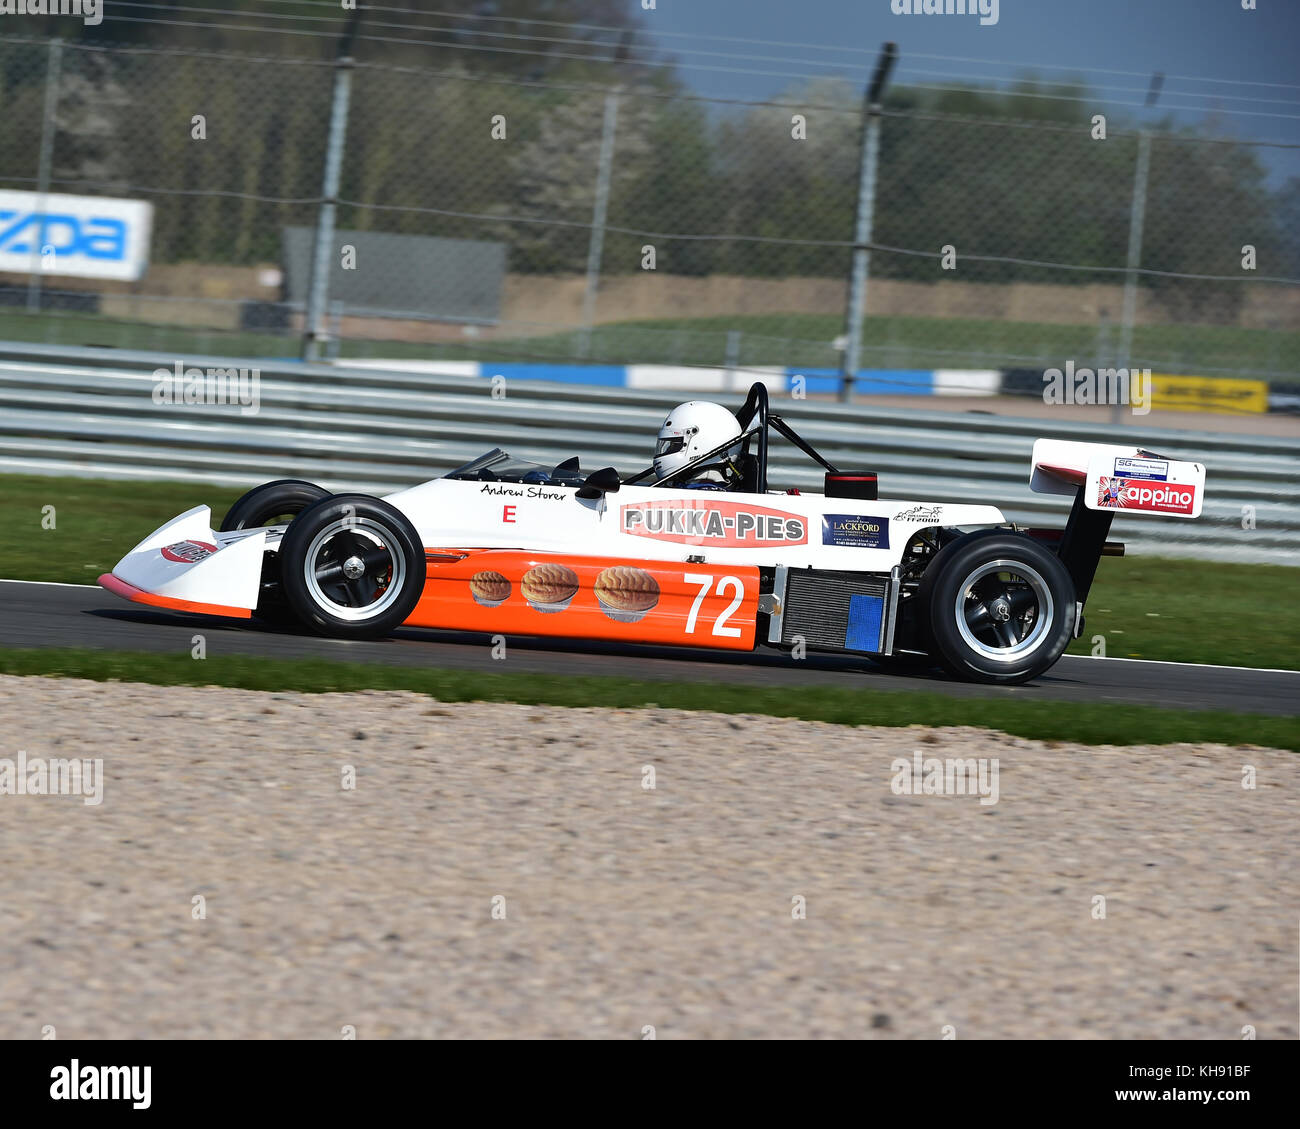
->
[576,467,621,499]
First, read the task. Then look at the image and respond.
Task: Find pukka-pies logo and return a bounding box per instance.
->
[621,501,807,547]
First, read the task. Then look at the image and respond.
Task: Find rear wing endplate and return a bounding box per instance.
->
[1028,439,1207,610]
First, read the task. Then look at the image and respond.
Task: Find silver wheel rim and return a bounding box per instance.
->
[303,517,406,621]
[953,559,1054,663]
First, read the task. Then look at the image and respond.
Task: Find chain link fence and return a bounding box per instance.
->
[0,34,1296,387]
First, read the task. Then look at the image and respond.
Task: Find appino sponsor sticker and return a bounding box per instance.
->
[621,500,807,547]
[822,514,889,549]
[1085,452,1205,519]
[1095,477,1198,516]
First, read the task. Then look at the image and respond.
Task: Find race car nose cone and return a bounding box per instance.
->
[990,598,1011,622]
[342,555,366,580]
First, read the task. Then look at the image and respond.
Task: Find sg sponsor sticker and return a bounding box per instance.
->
[822,514,889,549]
[620,500,807,547]
[1113,457,1168,481]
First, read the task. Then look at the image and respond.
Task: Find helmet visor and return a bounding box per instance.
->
[654,436,686,458]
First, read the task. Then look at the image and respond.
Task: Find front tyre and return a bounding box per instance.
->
[220,479,330,531]
[220,480,332,623]
[917,531,1075,685]
[277,494,426,638]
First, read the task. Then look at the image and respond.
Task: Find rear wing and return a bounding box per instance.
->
[1028,439,1207,613]
[1030,439,1206,519]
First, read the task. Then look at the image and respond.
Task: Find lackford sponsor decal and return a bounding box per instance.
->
[160,540,217,563]
[822,514,889,549]
[1114,456,1168,481]
[1095,477,1197,515]
[621,500,807,547]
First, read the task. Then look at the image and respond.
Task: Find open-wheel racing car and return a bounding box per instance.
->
[99,383,1206,684]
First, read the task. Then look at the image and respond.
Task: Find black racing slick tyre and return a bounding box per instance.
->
[220,479,331,531]
[916,530,1076,685]
[277,494,426,639]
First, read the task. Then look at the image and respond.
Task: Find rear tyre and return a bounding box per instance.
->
[917,530,1075,685]
[220,479,330,531]
[277,494,426,638]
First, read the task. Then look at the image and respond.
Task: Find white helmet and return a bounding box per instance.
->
[653,400,742,481]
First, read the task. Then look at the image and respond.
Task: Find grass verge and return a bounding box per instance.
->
[1064,555,1300,669]
[1,308,1293,378]
[0,645,1295,751]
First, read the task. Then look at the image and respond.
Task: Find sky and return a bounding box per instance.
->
[631,0,1300,182]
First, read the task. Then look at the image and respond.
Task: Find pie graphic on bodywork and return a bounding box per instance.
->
[521,563,580,613]
[469,570,511,607]
[594,566,660,623]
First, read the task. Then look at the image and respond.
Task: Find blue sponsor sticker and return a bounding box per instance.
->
[1114,457,1168,481]
[822,514,889,549]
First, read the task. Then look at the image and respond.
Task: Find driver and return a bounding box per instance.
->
[652,401,743,490]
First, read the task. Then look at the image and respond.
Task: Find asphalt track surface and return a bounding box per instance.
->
[3,580,1296,717]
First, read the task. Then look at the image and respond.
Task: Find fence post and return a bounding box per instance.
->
[841,42,896,403]
[724,328,741,389]
[1095,308,1121,425]
[1116,74,1162,420]
[26,38,63,316]
[1117,130,1151,405]
[327,299,344,361]
[578,88,620,361]
[302,10,361,363]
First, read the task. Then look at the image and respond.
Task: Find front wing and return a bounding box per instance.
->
[98,505,266,619]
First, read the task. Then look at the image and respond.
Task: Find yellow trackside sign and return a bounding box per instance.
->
[1149,373,1269,414]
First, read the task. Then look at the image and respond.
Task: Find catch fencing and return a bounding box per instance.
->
[0,29,1296,385]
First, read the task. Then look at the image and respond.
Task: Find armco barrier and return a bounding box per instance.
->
[0,342,1295,565]
[358,359,1281,410]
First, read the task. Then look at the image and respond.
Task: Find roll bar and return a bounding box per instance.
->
[734,381,769,493]
[624,381,838,490]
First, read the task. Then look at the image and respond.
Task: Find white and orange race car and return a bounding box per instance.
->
[98,384,1206,684]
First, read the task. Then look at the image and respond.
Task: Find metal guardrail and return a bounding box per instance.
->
[0,342,1295,565]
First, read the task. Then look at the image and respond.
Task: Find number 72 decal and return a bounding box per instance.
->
[684,572,746,638]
